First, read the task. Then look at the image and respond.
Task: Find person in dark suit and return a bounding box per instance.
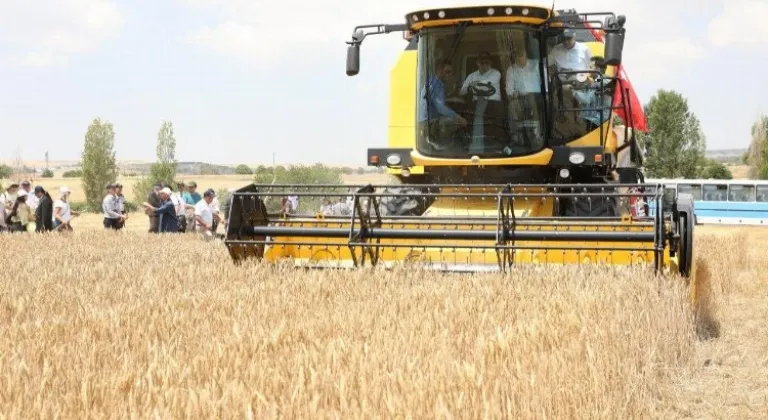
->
[146,183,162,233]
[34,186,53,232]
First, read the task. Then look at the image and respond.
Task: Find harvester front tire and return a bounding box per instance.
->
[559,180,620,218]
[677,193,695,278]
[378,186,435,217]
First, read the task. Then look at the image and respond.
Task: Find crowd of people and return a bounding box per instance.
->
[0,179,229,238]
[0,180,79,233]
[136,181,228,238]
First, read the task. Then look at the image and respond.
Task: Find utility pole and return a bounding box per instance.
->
[45,151,49,170]
[272,152,276,167]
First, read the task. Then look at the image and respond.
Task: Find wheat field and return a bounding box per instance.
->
[0,226,765,419]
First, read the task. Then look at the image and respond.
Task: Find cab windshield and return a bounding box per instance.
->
[416,24,546,158]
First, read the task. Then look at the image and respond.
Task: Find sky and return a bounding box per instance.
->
[0,0,766,166]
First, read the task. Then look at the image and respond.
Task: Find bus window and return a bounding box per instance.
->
[703,184,727,201]
[729,184,755,202]
[677,184,702,200]
[757,186,768,202]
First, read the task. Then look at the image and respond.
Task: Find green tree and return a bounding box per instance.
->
[81,118,118,208]
[746,114,768,179]
[235,164,253,175]
[0,164,12,179]
[638,90,706,178]
[41,169,54,178]
[253,164,344,212]
[697,159,732,179]
[150,120,177,185]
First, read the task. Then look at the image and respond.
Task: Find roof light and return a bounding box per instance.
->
[438,10,445,18]
[487,8,495,15]
[522,8,530,16]
[505,7,513,15]
[423,12,430,19]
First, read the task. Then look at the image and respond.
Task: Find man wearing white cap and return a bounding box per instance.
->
[53,186,78,231]
[142,187,179,233]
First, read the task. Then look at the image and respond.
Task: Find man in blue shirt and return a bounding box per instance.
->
[143,187,180,233]
[573,57,612,130]
[183,181,202,205]
[417,59,467,150]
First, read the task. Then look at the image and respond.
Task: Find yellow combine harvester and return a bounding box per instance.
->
[224,4,697,298]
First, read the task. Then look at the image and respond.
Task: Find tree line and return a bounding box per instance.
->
[638,89,767,180]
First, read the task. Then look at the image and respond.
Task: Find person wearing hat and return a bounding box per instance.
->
[183,181,201,233]
[53,186,78,231]
[142,187,179,233]
[7,193,32,233]
[103,183,125,230]
[547,28,592,79]
[114,183,127,229]
[34,186,54,232]
[145,182,163,233]
[1,183,19,207]
[459,51,505,141]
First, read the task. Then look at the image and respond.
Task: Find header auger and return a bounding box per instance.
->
[224,4,698,303]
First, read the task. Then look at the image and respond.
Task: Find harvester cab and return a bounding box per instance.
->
[224,4,697,300]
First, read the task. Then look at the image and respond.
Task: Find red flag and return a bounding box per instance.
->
[583,21,648,132]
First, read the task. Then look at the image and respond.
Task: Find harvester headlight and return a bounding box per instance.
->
[505,7,513,15]
[569,152,586,165]
[386,154,402,166]
[423,12,430,19]
[438,10,445,18]
[401,168,411,177]
[487,8,495,15]
[559,168,570,179]
[522,8,530,16]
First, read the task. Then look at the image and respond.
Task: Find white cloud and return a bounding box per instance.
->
[182,0,711,81]
[0,0,124,66]
[709,0,768,46]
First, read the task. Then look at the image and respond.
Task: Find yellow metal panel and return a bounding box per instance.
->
[388,50,416,149]
[410,148,554,166]
[260,220,669,271]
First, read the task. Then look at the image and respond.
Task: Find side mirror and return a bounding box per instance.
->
[346,44,360,76]
[603,15,625,66]
[604,29,624,66]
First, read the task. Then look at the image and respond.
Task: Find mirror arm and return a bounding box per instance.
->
[346,23,410,46]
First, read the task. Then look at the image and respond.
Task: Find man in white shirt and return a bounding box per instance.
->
[547,29,592,79]
[53,186,77,231]
[19,180,39,211]
[460,51,505,141]
[548,29,593,128]
[460,52,502,101]
[171,184,187,232]
[102,184,125,229]
[506,52,544,146]
[194,188,217,238]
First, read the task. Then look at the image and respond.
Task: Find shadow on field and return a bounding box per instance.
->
[693,257,721,340]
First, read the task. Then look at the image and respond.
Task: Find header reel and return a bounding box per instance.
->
[224,182,694,279]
